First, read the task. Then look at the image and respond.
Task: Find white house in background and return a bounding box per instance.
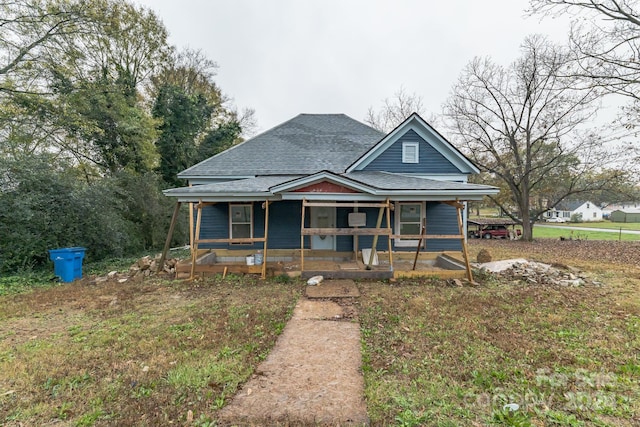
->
[543,201,603,222]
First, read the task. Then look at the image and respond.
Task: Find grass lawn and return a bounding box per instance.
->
[549,222,640,231]
[533,226,640,241]
[359,240,640,426]
[1,242,639,426]
[0,274,301,426]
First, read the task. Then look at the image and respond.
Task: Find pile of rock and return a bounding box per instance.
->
[90,255,179,284]
[476,259,601,287]
[128,255,178,277]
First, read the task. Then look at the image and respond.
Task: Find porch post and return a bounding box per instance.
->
[261,200,270,279]
[300,198,306,272]
[454,200,473,282]
[190,200,203,280]
[188,183,194,250]
[367,203,385,267]
[385,199,393,272]
[158,201,181,273]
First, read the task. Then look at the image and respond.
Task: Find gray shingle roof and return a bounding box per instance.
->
[163,171,498,201]
[178,114,384,178]
[163,175,300,196]
[556,200,591,211]
[345,171,494,191]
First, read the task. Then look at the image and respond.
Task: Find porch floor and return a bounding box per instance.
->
[176,251,468,280]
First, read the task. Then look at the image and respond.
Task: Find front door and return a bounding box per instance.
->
[310,206,336,250]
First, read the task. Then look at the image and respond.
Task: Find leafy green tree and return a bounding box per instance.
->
[197,120,242,163]
[53,71,159,174]
[152,84,213,186]
[151,49,244,187]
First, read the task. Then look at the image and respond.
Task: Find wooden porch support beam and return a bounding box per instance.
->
[453,200,473,282]
[386,199,393,271]
[353,202,359,260]
[190,200,203,281]
[412,226,426,271]
[158,201,182,273]
[367,202,386,268]
[300,198,306,272]
[262,200,270,279]
[188,184,194,250]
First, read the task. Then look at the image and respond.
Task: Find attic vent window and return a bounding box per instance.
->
[402,141,419,163]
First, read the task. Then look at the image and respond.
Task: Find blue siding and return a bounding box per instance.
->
[356,207,390,252]
[270,200,308,249]
[196,200,460,252]
[424,202,461,251]
[197,202,265,250]
[335,207,352,251]
[363,129,461,174]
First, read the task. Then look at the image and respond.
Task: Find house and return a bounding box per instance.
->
[610,209,640,223]
[543,201,603,222]
[162,113,499,279]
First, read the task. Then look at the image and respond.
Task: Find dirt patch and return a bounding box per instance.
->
[218,298,368,426]
[470,239,640,269]
[305,279,360,298]
[293,300,344,320]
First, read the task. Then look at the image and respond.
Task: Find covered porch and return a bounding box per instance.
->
[160,171,499,281]
[160,197,474,281]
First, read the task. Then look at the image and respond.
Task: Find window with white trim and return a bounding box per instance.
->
[402,141,419,163]
[395,202,424,246]
[229,204,252,241]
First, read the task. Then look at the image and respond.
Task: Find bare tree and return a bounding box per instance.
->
[444,35,632,240]
[529,1,640,108]
[365,87,427,132]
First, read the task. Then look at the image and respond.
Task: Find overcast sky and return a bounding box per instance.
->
[134,0,574,133]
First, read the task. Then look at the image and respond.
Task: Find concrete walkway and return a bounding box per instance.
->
[218,280,368,426]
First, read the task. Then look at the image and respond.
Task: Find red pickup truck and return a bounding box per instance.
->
[471,225,522,239]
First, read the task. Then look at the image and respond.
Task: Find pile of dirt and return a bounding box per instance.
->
[477,259,601,287]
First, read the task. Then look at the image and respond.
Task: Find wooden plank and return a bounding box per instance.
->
[301,270,393,280]
[190,202,203,280]
[195,238,266,244]
[195,201,217,209]
[300,199,306,272]
[391,234,463,239]
[412,226,425,271]
[262,200,270,279]
[178,264,267,274]
[385,199,393,270]
[303,201,388,208]
[444,200,465,210]
[455,203,473,282]
[188,201,194,250]
[158,201,181,272]
[394,269,467,279]
[367,205,385,267]
[301,227,392,236]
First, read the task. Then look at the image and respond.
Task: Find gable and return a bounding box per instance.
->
[293,181,359,194]
[347,113,479,175]
[361,129,461,174]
